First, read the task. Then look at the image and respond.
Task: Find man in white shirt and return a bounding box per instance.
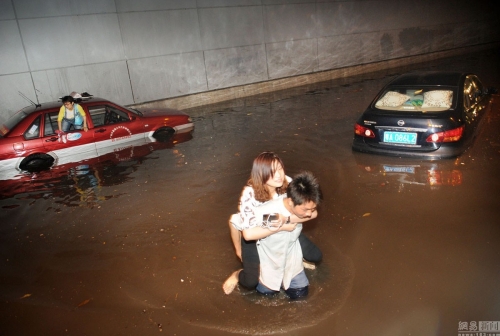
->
[248,171,321,299]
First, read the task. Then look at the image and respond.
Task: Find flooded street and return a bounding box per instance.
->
[1,49,499,335]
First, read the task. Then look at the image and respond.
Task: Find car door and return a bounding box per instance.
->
[42,110,97,165]
[13,114,46,158]
[87,103,146,156]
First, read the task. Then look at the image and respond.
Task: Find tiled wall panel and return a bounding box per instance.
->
[128,52,207,102]
[205,45,268,90]
[266,39,318,79]
[119,10,202,59]
[31,61,134,105]
[199,6,264,50]
[0,20,29,74]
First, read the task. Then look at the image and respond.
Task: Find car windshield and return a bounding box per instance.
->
[126,107,143,116]
[0,108,31,136]
[374,86,456,112]
[118,104,143,117]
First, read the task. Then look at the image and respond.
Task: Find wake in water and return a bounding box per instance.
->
[174,245,354,335]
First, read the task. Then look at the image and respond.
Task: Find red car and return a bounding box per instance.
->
[0,96,193,172]
[0,130,193,200]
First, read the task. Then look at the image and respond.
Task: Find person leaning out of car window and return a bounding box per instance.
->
[58,95,88,132]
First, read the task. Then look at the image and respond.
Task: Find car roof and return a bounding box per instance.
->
[19,96,111,114]
[388,71,468,87]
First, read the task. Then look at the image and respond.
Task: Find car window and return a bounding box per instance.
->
[106,106,131,124]
[89,105,131,126]
[24,115,41,140]
[44,112,58,136]
[463,75,484,110]
[1,108,30,136]
[375,88,455,112]
[88,106,107,127]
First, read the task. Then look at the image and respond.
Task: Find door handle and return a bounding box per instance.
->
[95,128,106,133]
[45,137,58,142]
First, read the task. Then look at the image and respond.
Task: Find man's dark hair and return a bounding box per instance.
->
[287,171,322,206]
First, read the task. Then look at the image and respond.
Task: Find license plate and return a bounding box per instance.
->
[383,131,417,145]
[383,165,415,174]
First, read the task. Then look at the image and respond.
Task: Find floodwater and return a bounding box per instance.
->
[1,48,499,336]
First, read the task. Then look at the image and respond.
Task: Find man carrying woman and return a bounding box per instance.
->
[223,152,322,298]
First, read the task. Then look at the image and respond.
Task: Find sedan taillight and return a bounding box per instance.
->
[354,123,375,138]
[426,125,464,143]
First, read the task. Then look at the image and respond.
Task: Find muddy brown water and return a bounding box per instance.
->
[1,49,499,335]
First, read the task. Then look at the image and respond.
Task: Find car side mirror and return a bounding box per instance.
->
[476,87,497,97]
[486,86,498,95]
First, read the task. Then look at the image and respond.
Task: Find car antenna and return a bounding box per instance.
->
[18,91,41,108]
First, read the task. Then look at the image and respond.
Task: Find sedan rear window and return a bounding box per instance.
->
[375,88,454,112]
[0,109,30,136]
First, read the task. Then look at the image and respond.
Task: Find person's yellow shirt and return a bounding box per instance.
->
[57,104,86,122]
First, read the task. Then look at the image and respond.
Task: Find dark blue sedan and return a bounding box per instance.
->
[352,71,496,159]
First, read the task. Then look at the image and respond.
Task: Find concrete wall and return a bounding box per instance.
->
[1,0,499,121]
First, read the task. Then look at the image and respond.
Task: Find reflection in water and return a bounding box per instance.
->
[353,152,464,192]
[0,131,193,207]
[68,165,105,208]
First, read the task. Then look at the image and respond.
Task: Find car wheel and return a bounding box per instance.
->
[153,127,175,142]
[19,153,55,172]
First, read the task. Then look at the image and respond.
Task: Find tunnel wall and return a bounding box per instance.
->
[1,0,499,119]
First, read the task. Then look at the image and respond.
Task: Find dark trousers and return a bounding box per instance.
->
[238,232,322,290]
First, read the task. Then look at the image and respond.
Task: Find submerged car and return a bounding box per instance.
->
[352,71,495,159]
[0,130,193,199]
[0,95,193,172]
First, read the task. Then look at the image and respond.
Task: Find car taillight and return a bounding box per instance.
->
[426,125,464,143]
[354,123,375,138]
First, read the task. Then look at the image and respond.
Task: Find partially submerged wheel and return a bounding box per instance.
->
[19,153,55,172]
[153,127,175,142]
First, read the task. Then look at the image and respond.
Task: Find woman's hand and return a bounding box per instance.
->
[279,223,298,232]
[267,215,282,229]
[277,213,288,225]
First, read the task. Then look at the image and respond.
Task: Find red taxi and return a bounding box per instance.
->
[0,95,193,172]
[0,130,193,200]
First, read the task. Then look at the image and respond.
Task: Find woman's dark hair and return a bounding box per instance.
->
[248,152,288,202]
[61,95,74,104]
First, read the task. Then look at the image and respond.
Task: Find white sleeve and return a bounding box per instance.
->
[237,186,264,230]
[229,213,244,231]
